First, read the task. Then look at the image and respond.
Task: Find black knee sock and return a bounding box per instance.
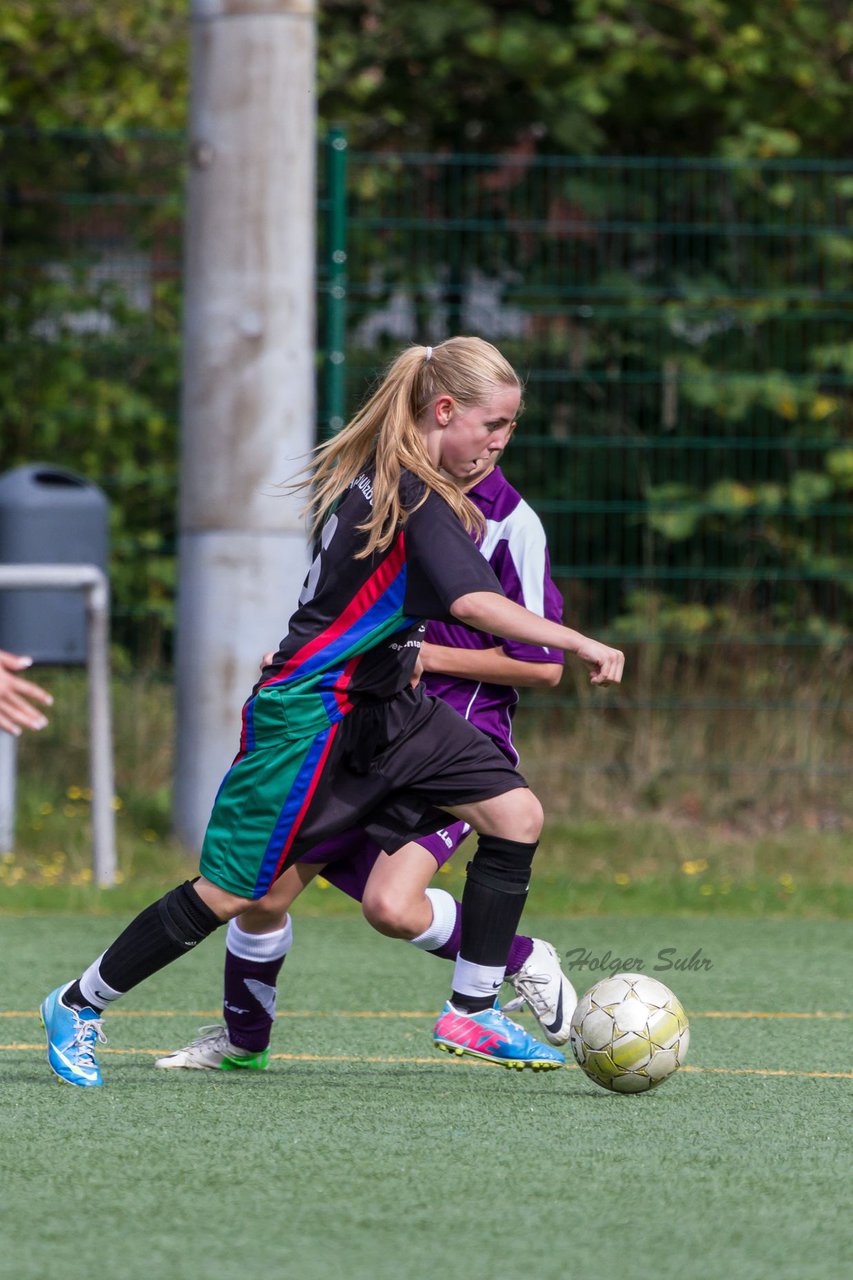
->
[64,881,223,1010]
[452,835,537,1013]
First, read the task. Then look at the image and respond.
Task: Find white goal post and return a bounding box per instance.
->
[0,564,116,886]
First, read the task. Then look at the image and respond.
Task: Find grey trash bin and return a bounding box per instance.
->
[0,465,109,663]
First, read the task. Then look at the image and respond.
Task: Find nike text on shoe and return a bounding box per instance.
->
[154,1025,269,1072]
[503,938,578,1046]
[40,983,106,1088]
[433,1001,565,1071]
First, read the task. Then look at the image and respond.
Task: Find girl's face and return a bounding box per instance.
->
[421,385,520,481]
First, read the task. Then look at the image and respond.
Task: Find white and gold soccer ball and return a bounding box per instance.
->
[569,973,690,1093]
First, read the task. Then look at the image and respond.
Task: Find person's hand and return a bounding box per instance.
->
[417,642,436,674]
[575,638,624,687]
[0,650,53,736]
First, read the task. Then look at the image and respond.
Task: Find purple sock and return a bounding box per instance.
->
[223,918,291,1053]
[427,899,533,975]
[505,934,534,977]
[223,950,285,1052]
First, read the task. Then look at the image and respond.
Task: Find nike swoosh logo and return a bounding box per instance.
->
[544,986,564,1034]
[53,1042,98,1081]
[490,980,502,990]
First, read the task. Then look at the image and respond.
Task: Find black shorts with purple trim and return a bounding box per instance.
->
[299,817,472,901]
[199,683,526,899]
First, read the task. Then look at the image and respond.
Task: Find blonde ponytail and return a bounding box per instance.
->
[295,337,521,557]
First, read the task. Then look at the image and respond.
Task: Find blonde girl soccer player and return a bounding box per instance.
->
[41,336,623,1086]
[156,448,578,1071]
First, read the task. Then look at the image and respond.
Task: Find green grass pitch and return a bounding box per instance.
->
[1,913,850,1280]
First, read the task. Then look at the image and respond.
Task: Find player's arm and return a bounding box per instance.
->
[419,641,562,689]
[405,491,621,685]
[449,592,624,686]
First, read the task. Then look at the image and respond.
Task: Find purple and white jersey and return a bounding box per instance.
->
[421,465,564,766]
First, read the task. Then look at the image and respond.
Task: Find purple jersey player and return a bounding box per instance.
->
[155,457,579,1073]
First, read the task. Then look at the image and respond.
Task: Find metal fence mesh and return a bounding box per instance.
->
[320,147,851,640]
[2,130,850,802]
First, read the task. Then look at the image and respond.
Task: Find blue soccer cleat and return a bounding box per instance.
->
[40,983,107,1087]
[433,1000,565,1071]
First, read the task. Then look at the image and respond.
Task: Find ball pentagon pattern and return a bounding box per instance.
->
[569,972,689,1093]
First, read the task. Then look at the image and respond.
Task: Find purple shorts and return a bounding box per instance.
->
[298,820,472,903]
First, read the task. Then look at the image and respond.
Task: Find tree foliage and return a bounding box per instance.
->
[0,2,186,130]
[318,0,853,158]
[0,3,850,660]
[1,2,851,155]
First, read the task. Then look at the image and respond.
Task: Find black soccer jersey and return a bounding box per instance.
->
[258,469,504,702]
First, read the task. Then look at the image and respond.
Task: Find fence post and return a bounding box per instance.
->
[0,564,116,885]
[0,733,15,853]
[324,126,348,435]
[85,569,115,887]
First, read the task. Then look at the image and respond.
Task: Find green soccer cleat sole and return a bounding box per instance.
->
[220,1047,270,1072]
[436,1040,563,1071]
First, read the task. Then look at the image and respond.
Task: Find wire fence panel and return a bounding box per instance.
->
[318,145,852,807]
[2,131,850,805]
[321,148,851,640]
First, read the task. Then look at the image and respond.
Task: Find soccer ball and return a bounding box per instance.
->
[569,973,689,1093]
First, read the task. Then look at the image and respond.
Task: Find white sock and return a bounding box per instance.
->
[409,888,457,952]
[226,915,292,962]
[78,954,123,1009]
[451,955,506,1002]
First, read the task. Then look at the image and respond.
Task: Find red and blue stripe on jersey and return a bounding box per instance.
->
[237,531,413,757]
[227,531,417,894]
[266,529,411,692]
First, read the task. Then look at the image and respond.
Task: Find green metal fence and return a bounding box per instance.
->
[2,130,850,801]
[319,140,852,645]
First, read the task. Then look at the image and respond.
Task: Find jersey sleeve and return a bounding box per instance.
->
[488,501,565,666]
[403,487,504,620]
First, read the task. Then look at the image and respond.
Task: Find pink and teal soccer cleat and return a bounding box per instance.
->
[433,1000,565,1071]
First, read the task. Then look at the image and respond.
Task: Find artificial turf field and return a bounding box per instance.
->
[1,912,850,1280]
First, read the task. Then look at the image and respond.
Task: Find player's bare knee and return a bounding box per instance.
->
[193,876,255,921]
[239,897,288,932]
[361,888,410,938]
[509,790,544,843]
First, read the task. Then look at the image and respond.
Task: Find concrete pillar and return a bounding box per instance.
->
[175,0,316,850]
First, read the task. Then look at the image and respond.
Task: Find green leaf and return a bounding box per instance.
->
[705,480,757,515]
[825,449,853,488]
[789,471,834,512]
